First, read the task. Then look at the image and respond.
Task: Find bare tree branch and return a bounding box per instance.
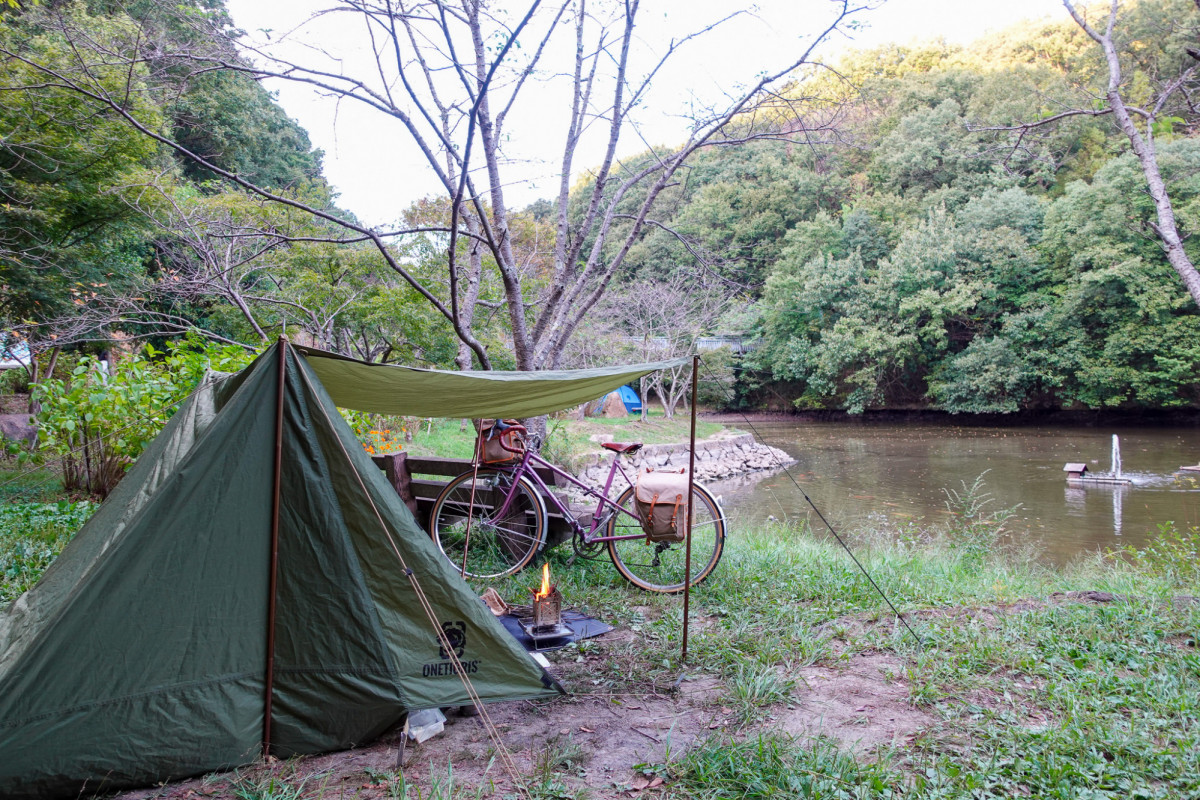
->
[1058,0,1200,307]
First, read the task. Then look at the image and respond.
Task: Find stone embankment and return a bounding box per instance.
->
[570,432,794,494]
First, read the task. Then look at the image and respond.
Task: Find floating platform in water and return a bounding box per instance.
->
[1063,462,1132,485]
[1068,475,1133,485]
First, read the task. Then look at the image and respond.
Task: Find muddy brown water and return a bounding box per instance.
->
[705,420,1200,563]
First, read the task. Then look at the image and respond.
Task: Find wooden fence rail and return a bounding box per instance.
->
[371,453,580,547]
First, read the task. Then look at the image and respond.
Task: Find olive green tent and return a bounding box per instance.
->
[0,342,681,799]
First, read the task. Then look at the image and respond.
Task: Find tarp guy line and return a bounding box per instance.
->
[292,350,532,798]
[697,359,925,648]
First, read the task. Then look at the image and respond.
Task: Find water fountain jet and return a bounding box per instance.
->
[1064,434,1132,486]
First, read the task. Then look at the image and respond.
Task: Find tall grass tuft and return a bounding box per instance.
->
[728,663,795,723]
[1109,521,1200,591]
[940,470,1019,563]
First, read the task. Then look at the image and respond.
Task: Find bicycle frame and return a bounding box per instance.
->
[486,446,645,544]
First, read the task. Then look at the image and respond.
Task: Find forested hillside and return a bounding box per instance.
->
[3,0,1198,414]
[594,0,1200,413]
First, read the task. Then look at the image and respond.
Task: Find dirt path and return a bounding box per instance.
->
[116,627,937,799]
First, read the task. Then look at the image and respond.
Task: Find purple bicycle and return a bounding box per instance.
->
[428,423,725,593]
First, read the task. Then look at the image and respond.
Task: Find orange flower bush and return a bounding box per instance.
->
[339,409,404,455]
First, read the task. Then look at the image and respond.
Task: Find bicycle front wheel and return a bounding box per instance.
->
[606,482,725,593]
[430,469,546,579]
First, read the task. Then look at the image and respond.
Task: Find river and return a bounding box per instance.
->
[706,420,1200,563]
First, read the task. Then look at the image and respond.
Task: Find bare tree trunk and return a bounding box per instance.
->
[648,372,670,419]
[660,364,691,418]
[454,213,487,371]
[1065,0,1200,307]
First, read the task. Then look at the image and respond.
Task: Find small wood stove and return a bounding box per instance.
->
[518,564,571,644]
[531,588,561,630]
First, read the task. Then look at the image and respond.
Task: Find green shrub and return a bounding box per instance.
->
[32,336,255,498]
[0,368,29,396]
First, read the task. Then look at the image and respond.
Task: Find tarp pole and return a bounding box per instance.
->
[682,354,699,662]
[461,434,483,578]
[263,338,287,757]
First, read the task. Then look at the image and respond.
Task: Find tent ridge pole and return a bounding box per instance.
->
[683,354,698,662]
[264,337,287,757]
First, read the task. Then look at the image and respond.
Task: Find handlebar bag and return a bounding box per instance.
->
[634,468,690,543]
[474,418,525,464]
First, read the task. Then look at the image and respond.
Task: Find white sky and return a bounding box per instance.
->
[224,0,1064,226]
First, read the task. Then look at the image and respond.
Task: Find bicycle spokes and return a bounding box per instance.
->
[430,469,546,579]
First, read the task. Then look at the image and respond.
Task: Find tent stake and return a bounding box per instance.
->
[682,354,699,662]
[263,338,287,757]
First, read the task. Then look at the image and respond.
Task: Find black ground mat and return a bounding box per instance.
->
[497,609,614,652]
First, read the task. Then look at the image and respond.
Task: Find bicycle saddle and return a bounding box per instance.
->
[601,441,643,454]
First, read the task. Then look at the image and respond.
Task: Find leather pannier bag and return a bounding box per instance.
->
[634,468,690,543]
[474,419,524,464]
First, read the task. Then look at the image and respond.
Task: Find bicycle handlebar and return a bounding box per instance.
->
[495,422,528,454]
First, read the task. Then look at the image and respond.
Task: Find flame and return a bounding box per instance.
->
[534,563,551,600]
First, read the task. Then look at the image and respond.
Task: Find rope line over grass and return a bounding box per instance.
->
[696,358,925,648]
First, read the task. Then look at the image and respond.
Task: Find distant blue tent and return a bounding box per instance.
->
[616,384,642,413]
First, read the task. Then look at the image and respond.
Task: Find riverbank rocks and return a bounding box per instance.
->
[569,431,794,494]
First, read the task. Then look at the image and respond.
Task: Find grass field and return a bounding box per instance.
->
[0,461,64,504]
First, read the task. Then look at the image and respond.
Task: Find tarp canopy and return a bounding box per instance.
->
[295,345,688,418]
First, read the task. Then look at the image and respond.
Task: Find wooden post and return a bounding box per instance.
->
[682,354,699,662]
[383,452,420,518]
[263,338,287,757]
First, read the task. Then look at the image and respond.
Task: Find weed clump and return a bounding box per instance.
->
[0,501,94,604]
[728,663,796,723]
[1109,521,1200,591]
[940,471,1019,563]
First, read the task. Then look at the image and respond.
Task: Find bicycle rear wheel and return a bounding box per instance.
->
[430,468,546,579]
[606,482,725,593]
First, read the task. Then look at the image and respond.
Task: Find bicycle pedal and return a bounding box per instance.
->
[565,553,579,567]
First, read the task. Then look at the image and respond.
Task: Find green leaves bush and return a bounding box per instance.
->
[32,337,254,497]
